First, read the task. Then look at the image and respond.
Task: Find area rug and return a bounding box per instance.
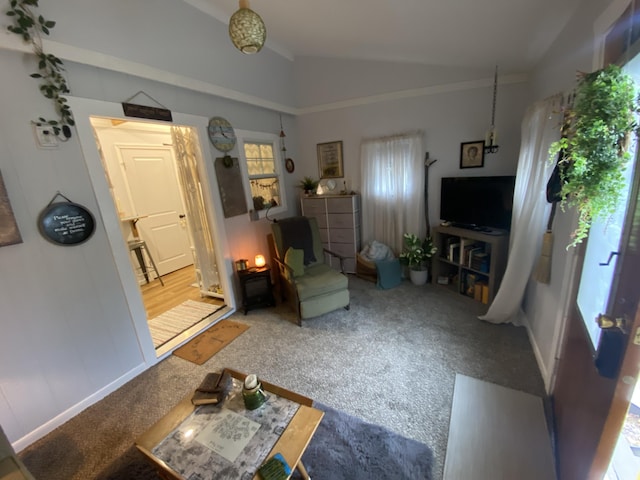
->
[443,374,555,480]
[148,300,219,348]
[297,402,433,479]
[172,319,250,365]
[93,402,433,480]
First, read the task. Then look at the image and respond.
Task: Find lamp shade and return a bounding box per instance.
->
[254,254,266,268]
[229,0,266,54]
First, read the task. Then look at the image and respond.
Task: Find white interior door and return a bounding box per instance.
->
[119,146,192,276]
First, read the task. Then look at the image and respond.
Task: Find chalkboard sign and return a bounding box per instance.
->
[38,196,96,246]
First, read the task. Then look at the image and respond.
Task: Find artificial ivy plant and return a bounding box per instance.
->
[6,0,74,137]
[549,64,639,247]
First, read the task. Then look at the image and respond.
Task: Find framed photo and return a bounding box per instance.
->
[317,141,344,178]
[460,141,485,169]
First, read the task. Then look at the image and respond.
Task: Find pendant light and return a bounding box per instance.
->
[484,65,500,154]
[229,0,266,54]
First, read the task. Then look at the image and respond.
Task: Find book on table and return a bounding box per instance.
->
[191,369,232,405]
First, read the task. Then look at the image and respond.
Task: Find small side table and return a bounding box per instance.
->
[237,266,275,314]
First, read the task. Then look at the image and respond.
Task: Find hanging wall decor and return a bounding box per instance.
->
[0,170,22,247]
[38,192,95,246]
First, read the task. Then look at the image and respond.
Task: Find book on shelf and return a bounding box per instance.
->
[191,369,233,406]
[465,273,477,297]
[460,239,480,266]
[474,282,484,302]
[470,251,489,272]
[448,242,460,263]
[481,283,489,304]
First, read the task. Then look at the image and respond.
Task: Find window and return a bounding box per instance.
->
[236,130,286,217]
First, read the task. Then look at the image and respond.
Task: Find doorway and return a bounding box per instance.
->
[91,117,227,353]
[69,97,236,364]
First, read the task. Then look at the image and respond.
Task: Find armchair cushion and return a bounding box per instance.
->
[295,264,349,301]
[285,247,305,277]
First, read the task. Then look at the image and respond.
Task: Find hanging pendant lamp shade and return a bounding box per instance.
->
[229,0,266,54]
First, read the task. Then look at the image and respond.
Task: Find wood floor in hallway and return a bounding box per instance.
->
[139,265,224,320]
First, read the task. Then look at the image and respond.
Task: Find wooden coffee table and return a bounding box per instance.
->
[135,369,323,480]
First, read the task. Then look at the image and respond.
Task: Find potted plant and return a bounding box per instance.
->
[549,64,639,247]
[298,176,319,195]
[399,233,437,285]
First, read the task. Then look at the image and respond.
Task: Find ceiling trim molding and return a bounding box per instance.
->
[0,34,527,117]
[0,34,297,115]
[297,73,529,115]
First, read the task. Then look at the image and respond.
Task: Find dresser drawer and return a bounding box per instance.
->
[329,242,356,257]
[330,228,357,244]
[328,213,355,229]
[301,198,327,216]
[327,196,357,213]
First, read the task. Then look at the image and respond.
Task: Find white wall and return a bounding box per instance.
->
[0,0,298,448]
[294,57,531,243]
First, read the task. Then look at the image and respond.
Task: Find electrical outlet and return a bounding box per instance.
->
[34,125,58,148]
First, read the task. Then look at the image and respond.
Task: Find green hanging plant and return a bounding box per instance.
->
[6,0,74,137]
[549,64,639,248]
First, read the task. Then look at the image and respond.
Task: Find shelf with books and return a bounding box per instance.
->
[432,225,508,305]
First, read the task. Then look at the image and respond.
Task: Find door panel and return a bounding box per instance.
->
[119,147,192,276]
[552,153,640,478]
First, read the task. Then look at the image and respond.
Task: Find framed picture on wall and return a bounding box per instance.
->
[0,170,23,247]
[317,141,344,178]
[460,141,485,169]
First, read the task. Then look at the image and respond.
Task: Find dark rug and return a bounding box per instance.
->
[94,402,433,479]
[297,402,433,480]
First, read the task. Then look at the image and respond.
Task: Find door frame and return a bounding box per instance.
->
[69,96,236,366]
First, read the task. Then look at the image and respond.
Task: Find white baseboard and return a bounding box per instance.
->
[12,363,148,453]
[520,312,553,393]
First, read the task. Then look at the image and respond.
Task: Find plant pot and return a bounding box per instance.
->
[409,267,429,286]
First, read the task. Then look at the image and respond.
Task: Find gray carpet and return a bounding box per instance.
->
[19,275,545,479]
[86,401,433,480]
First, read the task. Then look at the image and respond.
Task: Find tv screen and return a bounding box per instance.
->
[440,176,516,231]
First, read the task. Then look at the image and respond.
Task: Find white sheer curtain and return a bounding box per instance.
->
[479,96,562,324]
[171,126,222,298]
[361,132,425,254]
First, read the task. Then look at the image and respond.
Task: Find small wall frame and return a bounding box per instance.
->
[317,141,344,178]
[460,141,485,169]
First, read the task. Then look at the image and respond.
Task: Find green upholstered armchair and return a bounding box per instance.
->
[270,216,350,325]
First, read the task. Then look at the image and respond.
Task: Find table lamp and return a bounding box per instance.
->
[255,254,266,268]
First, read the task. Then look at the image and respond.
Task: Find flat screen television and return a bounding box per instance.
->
[440,176,516,232]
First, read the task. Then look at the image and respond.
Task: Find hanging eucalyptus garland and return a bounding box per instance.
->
[6,0,74,138]
[549,64,639,247]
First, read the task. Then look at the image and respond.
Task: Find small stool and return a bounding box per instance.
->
[128,239,164,286]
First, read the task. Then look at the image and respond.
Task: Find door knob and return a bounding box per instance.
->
[596,313,628,333]
[179,214,186,219]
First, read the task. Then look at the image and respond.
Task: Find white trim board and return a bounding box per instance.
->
[12,363,146,453]
[0,35,527,116]
[443,374,556,480]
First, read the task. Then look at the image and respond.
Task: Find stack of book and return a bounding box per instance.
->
[191,369,233,406]
[470,251,489,272]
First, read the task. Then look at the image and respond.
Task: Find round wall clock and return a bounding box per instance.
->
[208,116,237,153]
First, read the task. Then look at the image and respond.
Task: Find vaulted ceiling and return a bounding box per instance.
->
[186,0,581,71]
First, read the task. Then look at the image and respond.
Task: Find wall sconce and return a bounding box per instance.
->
[254,254,266,268]
[484,65,500,155]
